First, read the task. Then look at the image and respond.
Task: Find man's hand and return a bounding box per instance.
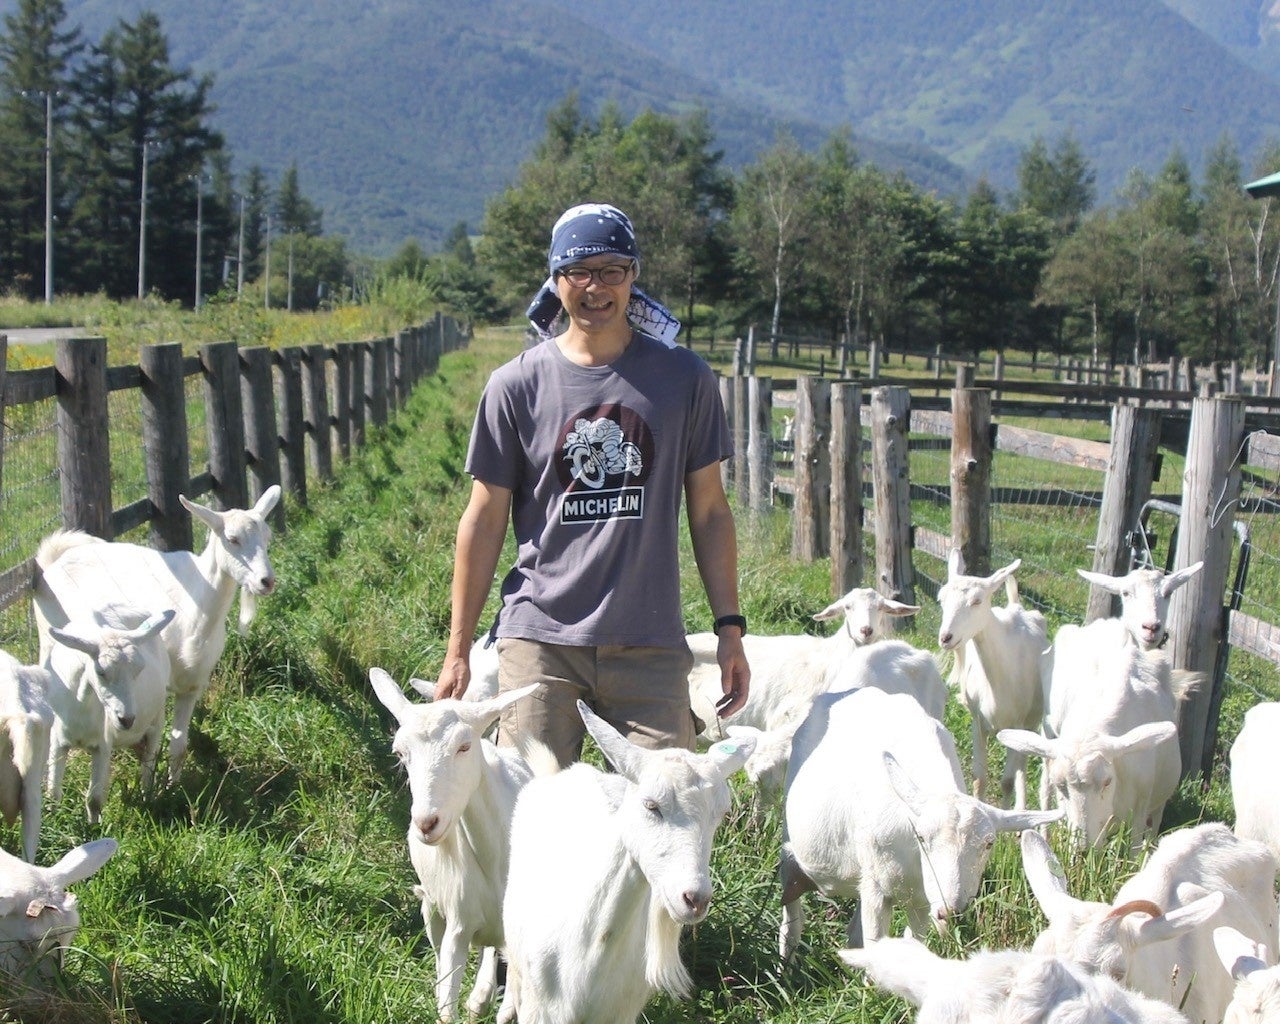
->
[715,631,750,718]
[434,653,471,700]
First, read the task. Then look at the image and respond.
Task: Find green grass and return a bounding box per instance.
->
[0,326,1271,1022]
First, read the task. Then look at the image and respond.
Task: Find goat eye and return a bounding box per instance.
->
[643,798,661,817]
[968,595,981,607]
[457,743,471,755]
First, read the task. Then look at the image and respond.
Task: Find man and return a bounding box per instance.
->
[434,203,749,766]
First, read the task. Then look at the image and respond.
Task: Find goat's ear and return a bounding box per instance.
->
[1020,829,1076,920]
[1160,560,1203,597]
[882,751,927,815]
[368,667,413,722]
[128,609,175,642]
[812,598,845,621]
[882,600,920,617]
[1077,568,1123,593]
[47,837,118,886]
[991,805,1065,834]
[254,484,282,519]
[837,936,941,1007]
[180,494,225,535]
[459,682,540,733]
[705,733,755,779]
[948,548,964,578]
[1214,925,1269,980]
[1096,721,1177,758]
[985,559,1022,591]
[578,700,646,781]
[407,678,434,699]
[49,623,101,660]
[1131,890,1224,948]
[998,728,1057,760]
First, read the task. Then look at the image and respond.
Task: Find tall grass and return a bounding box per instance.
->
[0,327,1248,1023]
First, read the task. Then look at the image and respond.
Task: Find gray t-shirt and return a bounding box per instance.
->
[466,332,731,647]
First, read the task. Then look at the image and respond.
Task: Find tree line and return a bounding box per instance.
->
[0,0,346,309]
[477,96,1280,368]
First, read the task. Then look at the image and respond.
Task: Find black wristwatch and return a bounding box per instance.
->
[713,613,747,636]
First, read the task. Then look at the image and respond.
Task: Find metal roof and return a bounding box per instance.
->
[1245,170,1280,197]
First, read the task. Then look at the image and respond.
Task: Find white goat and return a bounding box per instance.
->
[462,636,501,704]
[728,638,948,798]
[839,933,1190,1024]
[0,653,53,863]
[1214,926,1280,1024]
[502,700,753,1024]
[780,687,1060,960]
[687,586,920,745]
[0,836,117,979]
[34,485,280,784]
[1002,618,1193,849]
[1076,561,1203,650]
[1021,823,1279,1024]
[937,552,1047,808]
[368,667,539,1023]
[1230,701,1280,866]
[43,610,175,824]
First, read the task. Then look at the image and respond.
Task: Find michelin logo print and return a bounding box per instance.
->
[557,406,653,524]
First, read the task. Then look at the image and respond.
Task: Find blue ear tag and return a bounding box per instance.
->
[713,741,743,757]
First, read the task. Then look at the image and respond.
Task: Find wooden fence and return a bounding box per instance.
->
[722,366,1280,778]
[0,312,469,612]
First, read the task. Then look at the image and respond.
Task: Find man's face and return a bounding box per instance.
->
[555,254,636,333]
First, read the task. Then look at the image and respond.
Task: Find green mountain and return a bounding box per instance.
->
[27,0,963,255]
[555,0,1280,195]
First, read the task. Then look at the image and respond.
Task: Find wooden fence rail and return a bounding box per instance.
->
[0,313,469,612]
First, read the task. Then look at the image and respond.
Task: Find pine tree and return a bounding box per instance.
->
[0,0,82,295]
[275,163,322,236]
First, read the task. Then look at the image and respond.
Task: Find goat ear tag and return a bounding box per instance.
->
[1049,858,1067,882]
[26,899,50,918]
[713,740,743,757]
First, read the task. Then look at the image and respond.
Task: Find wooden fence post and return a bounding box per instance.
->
[746,324,757,376]
[1085,404,1163,622]
[0,336,7,497]
[732,376,748,502]
[747,376,773,512]
[240,346,283,525]
[394,329,411,408]
[1167,396,1245,779]
[993,352,1005,403]
[830,382,863,594]
[201,341,248,511]
[367,338,388,428]
[719,375,734,494]
[871,385,915,619]
[951,386,991,579]
[792,376,831,561]
[140,342,192,551]
[277,346,308,508]
[838,332,849,377]
[869,338,881,379]
[333,343,352,461]
[55,337,112,537]
[350,341,367,448]
[303,344,333,482]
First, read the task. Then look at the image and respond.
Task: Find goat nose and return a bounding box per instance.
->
[934,906,949,921]
[682,889,710,918]
[859,626,873,638]
[117,713,135,730]
[939,632,952,647]
[261,575,276,594]
[414,814,440,839]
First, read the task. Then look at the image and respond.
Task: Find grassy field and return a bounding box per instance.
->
[0,326,1271,1023]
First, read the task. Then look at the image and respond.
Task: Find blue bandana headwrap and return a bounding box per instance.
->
[526,203,681,346]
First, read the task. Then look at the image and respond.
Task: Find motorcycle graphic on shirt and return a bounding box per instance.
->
[556,404,654,524]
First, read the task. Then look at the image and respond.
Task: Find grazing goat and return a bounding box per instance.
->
[369,667,539,1023]
[780,687,1060,959]
[839,932,1190,1024]
[1076,561,1203,650]
[0,652,53,862]
[0,837,118,979]
[1214,926,1280,1024]
[1021,824,1278,1024]
[34,485,280,784]
[502,700,753,1024]
[1230,701,1280,866]
[1003,617,1193,849]
[44,610,175,824]
[937,552,1047,808]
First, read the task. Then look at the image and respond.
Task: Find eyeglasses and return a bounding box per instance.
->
[557,263,633,287]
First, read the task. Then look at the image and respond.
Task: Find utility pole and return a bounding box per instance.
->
[236,194,246,296]
[137,138,156,300]
[191,173,206,309]
[42,90,53,304]
[264,213,272,309]
[287,232,295,311]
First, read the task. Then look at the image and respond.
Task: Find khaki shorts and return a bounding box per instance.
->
[496,638,697,768]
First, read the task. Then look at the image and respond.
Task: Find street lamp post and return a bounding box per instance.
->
[1245,170,1280,397]
[236,194,246,296]
[190,174,206,309]
[21,89,56,303]
[264,213,272,310]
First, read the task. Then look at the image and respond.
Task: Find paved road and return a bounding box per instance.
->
[1,326,96,345]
